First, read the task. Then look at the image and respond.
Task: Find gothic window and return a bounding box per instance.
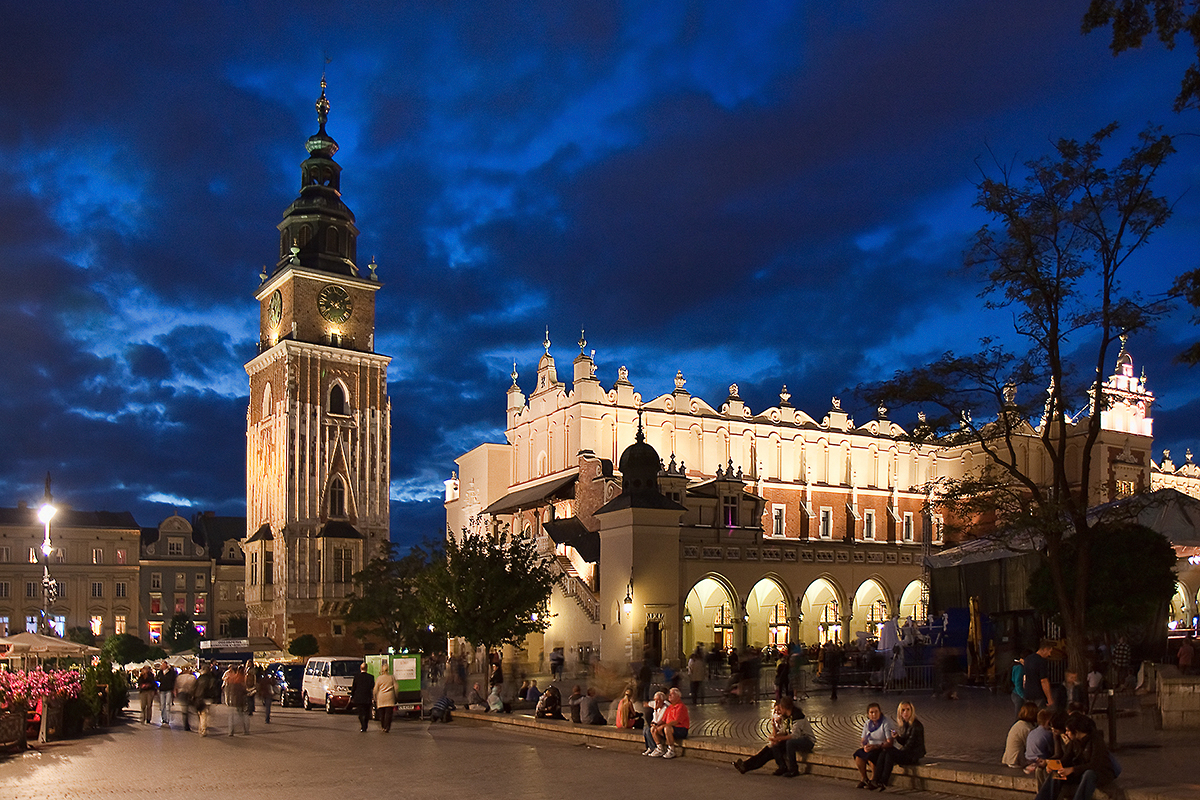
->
[330,476,346,517]
[262,382,272,418]
[329,383,347,415]
[722,495,739,527]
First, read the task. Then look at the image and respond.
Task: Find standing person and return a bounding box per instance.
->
[1011,656,1027,717]
[687,648,706,705]
[774,652,792,701]
[194,664,216,737]
[245,661,257,716]
[823,640,842,701]
[852,701,895,789]
[549,648,564,682]
[350,662,375,732]
[223,665,249,736]
[255,667,276,724]
[174,667,197,732]
[636,659,653,703]
[156,662,177,727]
[137,666,157,724]
[1023,641,1056,709]
[874,700,926,789]
[373,662,397,732]
[649,687,690,759]
[1111,636,1131,688]
[1177,634,1195,675]
[488,656,503,693]
[641,691,668,756]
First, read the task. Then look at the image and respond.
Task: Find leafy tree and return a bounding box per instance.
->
[419,528,554,658]
[288,634,319,658]
[1083,1,1200,112]
[165,614,199,653]
[346,539,444,655]
[101,632,149,666]
[146,645,167,661]
[1027,521,1176,636]
[67,626,96,647]
[862,124,1174,672]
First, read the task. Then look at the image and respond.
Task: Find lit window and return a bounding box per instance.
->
[175,596,187,615]
[92,548,104,565]
[0,615,8,636]
[819,508,833,539]
[116,549,127,565]
[194,594,207,616]
[54,548,65,563]
[218,583,229,601]
[91,581,103,598]
[903,512,915,542]
[148,622,162,643]
[51,616,65,637]
[26,615,38,634]
[1116,479,1135,498]
[150,594,162,615]
[90,616,103,636]
[28,547,38,564]
[114,615,126,635]
[933,515,944,545]
[863,510,876,541]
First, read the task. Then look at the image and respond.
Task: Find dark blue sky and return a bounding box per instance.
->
[3,2,1198,548]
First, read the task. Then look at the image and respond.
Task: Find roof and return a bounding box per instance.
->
[317,520,362,538]
[542,517,600,562]
[483,473,578,515]
[245,524,274,543]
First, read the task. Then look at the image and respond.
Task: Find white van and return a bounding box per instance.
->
[301,656,363,712]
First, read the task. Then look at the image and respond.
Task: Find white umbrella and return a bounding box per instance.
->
[0,631,99,656]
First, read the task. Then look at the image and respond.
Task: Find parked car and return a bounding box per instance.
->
[269,663,305,707]
[301,656,362,712]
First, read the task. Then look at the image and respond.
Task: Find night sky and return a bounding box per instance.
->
[4,2,1199,549]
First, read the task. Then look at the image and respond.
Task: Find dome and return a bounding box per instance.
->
[618,416,662,498]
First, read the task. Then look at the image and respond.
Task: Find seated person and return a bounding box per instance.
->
[641,691,668,755]
[1003,702,1038,767]
[853,702,896,789]
[649,688,689,758]
[733,697,797,776]
[571,686,607,725]
[874,700,926,789]
[1024,709,1061,786]
[783,703,816,777]
[465,682,487,711]
[614,687,637,729]
[486,685,506,713]
[525,680,542,705]
[535,685,565,720]
[568,685,583,723]
[1033,714,1116,800]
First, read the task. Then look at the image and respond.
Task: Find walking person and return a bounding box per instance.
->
[245,661,257,716]
[194,664,216,737]
[155,662,176,727]
[223,664,250,736]
[350,661,375,732]
[687,647,706,705]
[137,665,157,724]
[823,640,842,701]
[255,667,276,724]
[175,667,196,732]
[374,662,397,732]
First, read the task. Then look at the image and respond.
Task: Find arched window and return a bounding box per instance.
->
[329,384,347,415]
[298,225,311,247]
[327,227,340,255]
[329,476,345,517]
[262,382,272,418]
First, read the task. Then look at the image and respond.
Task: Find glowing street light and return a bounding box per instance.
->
[38,474,57,636]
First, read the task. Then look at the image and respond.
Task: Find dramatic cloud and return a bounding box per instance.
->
[2,1,1198,547]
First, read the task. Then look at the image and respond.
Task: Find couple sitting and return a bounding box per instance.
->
[733,696,815,778]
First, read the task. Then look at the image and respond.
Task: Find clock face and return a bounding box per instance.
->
[267,290,282,326]
[317,284,352,323]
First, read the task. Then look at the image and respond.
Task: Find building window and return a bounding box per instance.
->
[0,545,10,562]
[90,615,103,636]
[264,551,274,585]
[168,538,183,556]
[250,552,258,585]
[863,510,876,541]
[333,547,353,583]
[0,581,8,599]
[91,581,103,599]
[0,616,8,636]
[722,495,739,527]
[150,594,162,615]
[195,594,207,616]
[54,548,65,564]
[1116,479,1135,498]
[330,476,346,517]
[148,622,162,643]
[175,596,187,615]
[115,581,127,598]
[116,549,127,565]
[26,581,37,599]
[218,583,229,601]
[92,548,104,565]
[329,384,347,415]
[219,616,230,637]
[933,515,944,545]
[332,622,344,636]
[175,572,186,590]
[151,573,162,590]
[771,506,785,537]
[194,573,205,590]
[903,512,915,542]
[26,615,38,634]
[114,615,126,635]
[768,601,790,646]
[819,508,833,539]
[51,616,65,637]
[28,547,38,564]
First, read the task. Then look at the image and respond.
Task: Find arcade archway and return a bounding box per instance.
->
[853,579,890,640]
[898,579,928,623]
[745,577,790,651]
[799,578,842,644]
[683,576,736,656]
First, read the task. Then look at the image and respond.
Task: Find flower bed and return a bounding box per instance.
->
[0,669,82,746]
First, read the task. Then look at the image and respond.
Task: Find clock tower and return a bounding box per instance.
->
[243,78,391,653]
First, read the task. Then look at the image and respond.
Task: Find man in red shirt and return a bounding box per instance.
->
[650,687,690,759]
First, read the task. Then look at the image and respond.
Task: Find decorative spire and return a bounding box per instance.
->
[674,371,687,392]
[368,256,379,281]
[543,327,551,354]
[578,329,587,354]
[316,73,330,132]
[779,385,791,406]
[635,407,645,443]
[511,361,519,387]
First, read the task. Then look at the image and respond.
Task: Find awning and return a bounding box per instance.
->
[543,517,600,562]
[483,473,578,515]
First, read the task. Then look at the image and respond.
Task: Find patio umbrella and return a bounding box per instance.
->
[0,632,99,656]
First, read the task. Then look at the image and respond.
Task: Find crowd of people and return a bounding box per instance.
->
[133,659,278,736]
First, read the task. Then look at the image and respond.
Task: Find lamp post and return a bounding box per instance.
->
[38,477,57,636]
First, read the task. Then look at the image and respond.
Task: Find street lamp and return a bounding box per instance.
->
[38,480,57,637]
